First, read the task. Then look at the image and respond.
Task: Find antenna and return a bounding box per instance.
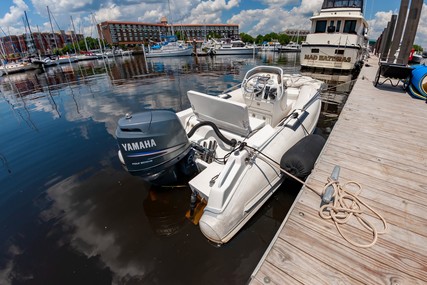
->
[168,0,175,36]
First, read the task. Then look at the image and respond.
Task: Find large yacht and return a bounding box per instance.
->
[300,0,368,74]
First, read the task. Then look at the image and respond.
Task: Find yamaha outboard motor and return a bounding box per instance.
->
[115,109,196,185]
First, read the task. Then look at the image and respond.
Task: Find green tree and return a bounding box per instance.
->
[413,44,423,52]
[240,32,255,43]
[277,34,291,45]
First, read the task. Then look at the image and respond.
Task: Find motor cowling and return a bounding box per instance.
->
[115,109,193,184]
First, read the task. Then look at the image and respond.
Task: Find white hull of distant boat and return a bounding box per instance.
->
[0,62,36,76]
[145,47,193,58]
[300,0,368,73]
[279,43,301,53]
[213,47,258,55]
[207,39,259,55]
[115,66,324,244]
[56,55,78,64]
[261,42,282,52]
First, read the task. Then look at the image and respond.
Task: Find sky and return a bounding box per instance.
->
[1,0,427,47]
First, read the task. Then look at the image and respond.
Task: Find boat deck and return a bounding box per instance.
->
[250,55,427,284]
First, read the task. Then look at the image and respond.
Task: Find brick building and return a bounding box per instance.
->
[0,31,84,57]
[98,17,239,46]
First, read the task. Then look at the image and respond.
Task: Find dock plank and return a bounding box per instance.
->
[288,203,427,281]
[250,55,427,284]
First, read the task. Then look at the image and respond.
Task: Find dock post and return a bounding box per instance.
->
[388,0,409,63]
[380,15,397,62]
[378,23,391,61]
[398,0,423,65]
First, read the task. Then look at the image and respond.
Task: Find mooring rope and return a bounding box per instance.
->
[318,178,388,248]
[246,144,388,248]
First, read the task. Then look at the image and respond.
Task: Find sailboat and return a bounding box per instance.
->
[145,0,193,58]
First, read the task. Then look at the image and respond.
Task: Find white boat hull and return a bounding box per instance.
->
[213,47,259,55]
[115,66,324,244]
[145,48,193,58]
[180,71,323,243]
[0,62,36,75]
[300,44,362,71]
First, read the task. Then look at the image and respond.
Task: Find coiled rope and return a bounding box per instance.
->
[318,178,388,248]
[246,144,388,248]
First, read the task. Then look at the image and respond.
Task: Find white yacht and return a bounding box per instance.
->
[261,41,282,52]
[278,42,302,53]
[207,38,259,55]
[300,0,368,74]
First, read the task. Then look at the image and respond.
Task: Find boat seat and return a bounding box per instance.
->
[187,90,265,137]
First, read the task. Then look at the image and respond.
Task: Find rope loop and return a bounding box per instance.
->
[319,178,388,248]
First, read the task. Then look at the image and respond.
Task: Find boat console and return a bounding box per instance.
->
[241,66,288,126]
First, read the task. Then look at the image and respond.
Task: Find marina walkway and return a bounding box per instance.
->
[250,56,427,284]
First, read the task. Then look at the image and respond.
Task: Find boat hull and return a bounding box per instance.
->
[300,44,362,71]
[197,97,321,243]
[184,74,323,243]
[145,48,193,58]
[213,48,259,55]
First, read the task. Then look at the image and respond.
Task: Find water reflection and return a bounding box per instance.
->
[0,54,352,284]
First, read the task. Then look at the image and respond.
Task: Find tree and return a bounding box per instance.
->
[240,32,255,43]
[413,44,423,52]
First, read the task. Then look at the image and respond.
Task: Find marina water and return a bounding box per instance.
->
[0,53,349,284]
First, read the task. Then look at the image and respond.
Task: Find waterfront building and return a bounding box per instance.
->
[0,31,84,57]
[98,17,239,46]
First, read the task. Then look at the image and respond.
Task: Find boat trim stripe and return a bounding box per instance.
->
[302,44,361,50]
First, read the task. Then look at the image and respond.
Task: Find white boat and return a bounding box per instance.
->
[278,42,302,52]
[261,41,282,52]
[146,40,193,58]
[56,55,79,64]
[75,53,99,61]
[300,0,368,73]
[208,38,259,55]
[0,61,36,76]
[31,57,59,67]
[115,66,325,243]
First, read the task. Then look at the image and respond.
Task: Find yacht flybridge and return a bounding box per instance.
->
[300,0,368,74]
[115,66,325,243]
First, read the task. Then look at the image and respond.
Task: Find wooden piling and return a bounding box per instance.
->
[388,0,409,63]
[398,0,423,64]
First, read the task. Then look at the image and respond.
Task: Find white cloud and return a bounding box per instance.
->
[94,4,123,22]
[292,0,323,15]
[0,0,28,27]
[368,4,427,49]
[227,0,321,37]
[367,10,393,40]
[179,0,240,24]
[31,0,94,16]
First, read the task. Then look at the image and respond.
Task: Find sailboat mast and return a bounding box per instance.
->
[167,0,175,36]
[24,11,37,55]
[36,25,47,55]
[47,6,59,52]
[70,16,81,53]
[80,21,90,52]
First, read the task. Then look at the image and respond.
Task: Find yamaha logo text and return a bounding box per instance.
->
[122,139,157,151]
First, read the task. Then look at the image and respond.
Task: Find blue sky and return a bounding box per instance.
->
[1,0,427,46]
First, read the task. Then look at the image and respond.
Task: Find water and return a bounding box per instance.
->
[0,53,345,284]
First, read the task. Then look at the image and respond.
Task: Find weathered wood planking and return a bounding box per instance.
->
[250,56,427,284]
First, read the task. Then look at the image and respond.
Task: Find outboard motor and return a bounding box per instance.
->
[115,109,196,185]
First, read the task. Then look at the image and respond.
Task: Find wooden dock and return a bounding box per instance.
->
[250,56,427,284]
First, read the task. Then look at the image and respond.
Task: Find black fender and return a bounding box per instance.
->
[280,134,326,180]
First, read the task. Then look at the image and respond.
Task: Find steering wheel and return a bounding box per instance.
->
[243,75,269,94]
